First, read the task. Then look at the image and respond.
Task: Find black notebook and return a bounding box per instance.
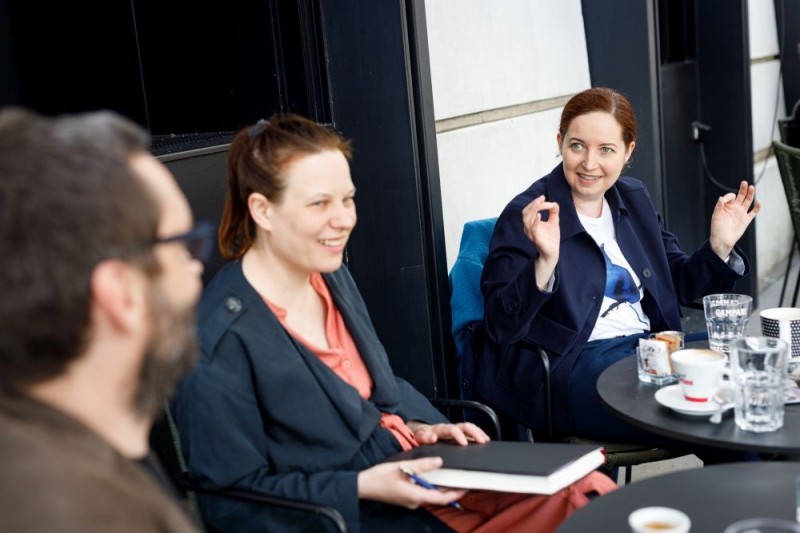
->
[384,441,605,495]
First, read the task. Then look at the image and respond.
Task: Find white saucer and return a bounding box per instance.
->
[654,384,719,416]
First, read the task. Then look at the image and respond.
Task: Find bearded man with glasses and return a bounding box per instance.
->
[0,108,210,532]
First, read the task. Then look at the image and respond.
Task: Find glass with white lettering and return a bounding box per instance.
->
[703,294,753,356]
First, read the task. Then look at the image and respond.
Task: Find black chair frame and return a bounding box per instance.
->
[522,340,685,485]
[152,399,502,532]
[183,483,348,533]
[429,397,502,441]
[153,406,348,533]
[773,138,800,308]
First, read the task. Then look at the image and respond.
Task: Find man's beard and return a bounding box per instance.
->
[133,281,199,418]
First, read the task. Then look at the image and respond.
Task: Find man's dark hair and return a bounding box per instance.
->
[0,108,161,389]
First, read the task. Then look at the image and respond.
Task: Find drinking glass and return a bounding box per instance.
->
[729,337,789,433]
[724,518,800,533]
[703,294,753,356]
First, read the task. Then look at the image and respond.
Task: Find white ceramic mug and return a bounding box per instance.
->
[670,349,726,403]
[760,307,800,359]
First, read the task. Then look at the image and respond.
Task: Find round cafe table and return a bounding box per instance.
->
[596,355,800,454]
[557,462,800,532]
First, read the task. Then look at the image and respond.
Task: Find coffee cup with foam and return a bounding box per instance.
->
[670,349,727,403]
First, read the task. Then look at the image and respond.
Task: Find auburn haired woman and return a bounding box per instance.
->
[173,113,615,532]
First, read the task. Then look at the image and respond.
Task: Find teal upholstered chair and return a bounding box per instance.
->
[449,217,686,483]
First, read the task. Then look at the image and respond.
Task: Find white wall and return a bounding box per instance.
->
[750,61,784,151]
[753,158,793,287]
[426,0,589,120]
[748,0,779,60]
[748,0,792,287]
[437,109,563,264]
[425,0,590,269]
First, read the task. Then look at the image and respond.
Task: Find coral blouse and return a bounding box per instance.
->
[263,273,616,533]
[262,272,417,450]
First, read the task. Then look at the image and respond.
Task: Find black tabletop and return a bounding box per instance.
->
[558,462,800,532]
[597,356,800,454]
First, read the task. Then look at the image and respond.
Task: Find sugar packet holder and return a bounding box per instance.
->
[638,338,673,377]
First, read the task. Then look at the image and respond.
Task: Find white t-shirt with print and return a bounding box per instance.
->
[578,198,650,341]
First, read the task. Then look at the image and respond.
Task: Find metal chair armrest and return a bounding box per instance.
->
[183,481,348,533]
[428,397,502,440]
[520,341,553,440]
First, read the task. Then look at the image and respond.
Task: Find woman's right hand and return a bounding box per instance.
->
[357,457,467,509]
[522,195,560,290]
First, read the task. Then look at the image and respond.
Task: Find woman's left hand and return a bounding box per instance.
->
[407,421,490,446]
[709,181,761,260]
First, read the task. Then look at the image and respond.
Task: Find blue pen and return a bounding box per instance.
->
[399,465,464,511]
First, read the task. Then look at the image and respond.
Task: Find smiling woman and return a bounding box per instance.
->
[245,149,357,287]
[171,113,616,532]
[475,87,762,461]
[558,111,635,216]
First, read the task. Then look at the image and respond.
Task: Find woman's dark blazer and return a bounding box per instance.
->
[172,261,447,532]
[475,163,749,432]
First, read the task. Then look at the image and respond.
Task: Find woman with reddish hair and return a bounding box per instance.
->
[476,87,760,447]
[173,113,616,533]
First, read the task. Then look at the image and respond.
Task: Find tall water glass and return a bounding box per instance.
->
[729,337,788,433]
[703,294,753,355]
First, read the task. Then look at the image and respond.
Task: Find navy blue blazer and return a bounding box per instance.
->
[475,164,749,431]
[172,261,447,532]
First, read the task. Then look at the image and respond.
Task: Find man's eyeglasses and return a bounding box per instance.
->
[150,221,216,264]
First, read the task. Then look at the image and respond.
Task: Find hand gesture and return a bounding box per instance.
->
[406,421,490,446]
[709,181,761,260]
[521,195,560,289]
[357,457,467,508]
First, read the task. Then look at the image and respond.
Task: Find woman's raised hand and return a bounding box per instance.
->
[522,195,560,290]
[709,181,761,260]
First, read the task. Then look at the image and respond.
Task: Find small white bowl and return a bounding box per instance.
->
[628,506,691,533]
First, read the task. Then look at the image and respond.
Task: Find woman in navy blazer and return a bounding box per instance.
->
[172,114,615,532]
[477,87,761,443]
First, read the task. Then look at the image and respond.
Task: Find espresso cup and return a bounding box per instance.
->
[628,506,691,533]
[670,349,727,402]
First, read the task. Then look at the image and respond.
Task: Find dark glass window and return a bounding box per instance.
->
[658,0,697,65]
[1,0,327,154]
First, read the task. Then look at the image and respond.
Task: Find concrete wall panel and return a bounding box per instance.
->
[750,60,786,152]
[437,109,562,269]
[425,0,590,120]
[748,0,779,59]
